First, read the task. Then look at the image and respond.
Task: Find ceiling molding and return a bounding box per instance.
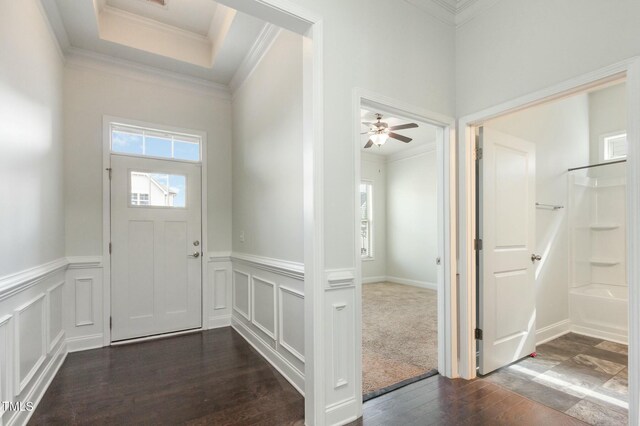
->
[403,0,501,27]
[65,47,231,101]
[228,23,281,96]
[37,0,70,61]
[385,141,437,163]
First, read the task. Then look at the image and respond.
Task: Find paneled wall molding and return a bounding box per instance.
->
[14,294,47,395]
[66,256,103,269]
[231,252,304,280]
[0,258,68,302]
[325,268,356,289]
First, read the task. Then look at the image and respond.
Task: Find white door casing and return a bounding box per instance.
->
[478,126,536,375]
[110,154,202,341]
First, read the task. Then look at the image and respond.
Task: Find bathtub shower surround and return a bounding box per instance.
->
[569,163,628,343]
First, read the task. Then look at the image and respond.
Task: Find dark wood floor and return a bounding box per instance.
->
[29,328,304,425]
[358,375,587,426]
[30,327,587,425]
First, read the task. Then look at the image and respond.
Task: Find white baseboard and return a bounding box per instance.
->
[386,276,437,291]
[325,396,359,426]
[536,319,571,344]
[208,315,231,329]
[66,333,104,353]
[362,276,386,284]
[571,324,628,345]
[9,339,67,426]
[231,317,304,395]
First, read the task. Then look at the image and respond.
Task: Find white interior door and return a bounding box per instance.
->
[110,154,202,341]
[478,126,537,375]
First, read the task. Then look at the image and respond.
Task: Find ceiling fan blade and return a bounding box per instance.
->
[364,139,374,148]
[361,122,375,127]
[388,123,418,131]
[388,132,412,143]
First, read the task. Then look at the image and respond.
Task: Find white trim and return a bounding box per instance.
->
[403,0,499,27]
[229,23,282,96]
[325,269,355,289]
[385,141,437,163]
[361,276,386,284]
[250,276,278,340]
[571,325,628,346]
[208,251,232,262]
[103,115,209,347]
[353,88,458,395]
[66,333,106,353]
[232,318,305,395]
[14,293,47,395]
[536,319,571,345]
[231,252,304,280]
[208,315,231,329]
[0,258,68,302]
[46,281,65,353]
[12,337,67,426]
[231,270,252,321]
[279,286,306,363]
[109,328,202,346]
[66,256,103,269]
[458,57,640,426]
[66,47,230,100]
[385,277,438,291]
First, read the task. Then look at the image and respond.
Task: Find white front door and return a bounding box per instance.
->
[478,126,537,375]
[110,154,202,341]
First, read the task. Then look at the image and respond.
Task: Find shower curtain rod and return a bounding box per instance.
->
[568,159,627,172]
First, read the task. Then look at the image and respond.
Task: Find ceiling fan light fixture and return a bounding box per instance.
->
[371,132,389,146]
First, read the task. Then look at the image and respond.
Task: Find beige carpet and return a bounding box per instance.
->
[362,282,438,395]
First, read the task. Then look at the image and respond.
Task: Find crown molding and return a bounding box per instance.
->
[403,0,501,27]
[385,141,437,163]
[229,23,281,96]
[37,0,70,62]
[65,47,231,101]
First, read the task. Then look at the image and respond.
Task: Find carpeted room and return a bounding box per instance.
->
[359,109,440,399]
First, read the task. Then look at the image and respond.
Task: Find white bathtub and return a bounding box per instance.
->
[569,284,628,344]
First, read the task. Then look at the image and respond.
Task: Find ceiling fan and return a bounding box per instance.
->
[362,113,419,148]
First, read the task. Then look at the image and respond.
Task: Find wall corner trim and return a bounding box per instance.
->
[0,258,69,302]
[208,251,232,263]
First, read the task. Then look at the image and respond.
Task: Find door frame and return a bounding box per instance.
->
[458,57,640,425]
[102,115,209,346]
[352,88,458,398]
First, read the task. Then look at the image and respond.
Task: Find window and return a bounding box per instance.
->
[602,132,628,161]
[130,172,186,208]
[360,182,373,259]
[111,123,201,162]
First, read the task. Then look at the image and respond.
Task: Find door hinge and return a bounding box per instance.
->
[474,238,483,251]
[106,167,112,180]
[475,328,483,340]
[474,147,483,160]
[109,242,112,254]
[110,316,112,330]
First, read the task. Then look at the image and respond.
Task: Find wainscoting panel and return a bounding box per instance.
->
[207,253,232,329]
[47,282,64,353]
[15,294,46,395]
[74,278,94,326]
[230,253,305,394]
[0,260,68,426]
[324,269,358,426]
[251,277,276,340]
[64,258,103,352]
[232,270,251,321]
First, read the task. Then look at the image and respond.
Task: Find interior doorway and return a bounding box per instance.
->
[354,95,456,403]
[474,80,630,425]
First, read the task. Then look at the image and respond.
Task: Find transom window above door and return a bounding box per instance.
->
[110,122,201,162]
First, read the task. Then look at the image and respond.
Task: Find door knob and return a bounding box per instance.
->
[188,252,200,258]
[531,254,542,262]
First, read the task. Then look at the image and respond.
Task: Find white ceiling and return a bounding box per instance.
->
[42,0,270,85]
[360,109,438,158]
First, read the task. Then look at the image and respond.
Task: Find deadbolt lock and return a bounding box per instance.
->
[193,240,200,246]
